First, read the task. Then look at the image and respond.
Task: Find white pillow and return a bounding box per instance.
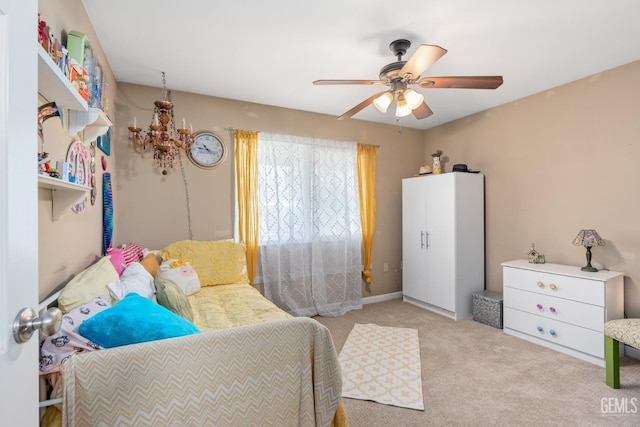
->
[107,262,157,302]
[155,259,201,296]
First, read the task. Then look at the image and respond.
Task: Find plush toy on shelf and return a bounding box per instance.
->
[38,152,51,175]
[38,14,49,52]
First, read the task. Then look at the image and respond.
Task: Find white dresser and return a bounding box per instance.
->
[502,260,624,366]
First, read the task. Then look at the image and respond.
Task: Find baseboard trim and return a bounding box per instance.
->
[362,292,403,305]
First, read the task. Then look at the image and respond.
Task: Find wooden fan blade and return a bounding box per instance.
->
[313,79,386,85]
[338,91,389,120]
[399,44,447,80]
[412,101,433,120]
[417,76,504,89]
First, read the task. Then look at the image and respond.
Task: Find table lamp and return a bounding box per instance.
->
[572,229,605,272]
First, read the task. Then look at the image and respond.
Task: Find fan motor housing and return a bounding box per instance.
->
[379,61,406,81]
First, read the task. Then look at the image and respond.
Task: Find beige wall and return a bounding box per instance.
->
[423,60,640,317]
[38,0,640,317]
[38,0,118,299]
[113,84,424,298]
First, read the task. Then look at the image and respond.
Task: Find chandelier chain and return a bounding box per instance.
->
[178,149,193,240]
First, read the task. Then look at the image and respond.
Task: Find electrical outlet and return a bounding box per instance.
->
[383,263,389,272]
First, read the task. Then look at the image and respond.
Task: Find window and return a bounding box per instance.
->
[258,133,361,244]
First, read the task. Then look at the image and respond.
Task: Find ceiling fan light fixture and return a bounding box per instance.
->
[373,92,393,113]
[403,88,424,110]
[395,95,412,118]
[313,39,503,121]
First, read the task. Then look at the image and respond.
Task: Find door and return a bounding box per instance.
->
[0,1,39,425]
[424,174,456,311]
[402,177,427,301]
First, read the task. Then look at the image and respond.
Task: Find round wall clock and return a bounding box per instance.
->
[187,131,227,169]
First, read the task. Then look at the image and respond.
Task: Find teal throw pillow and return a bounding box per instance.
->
[79,292,199,348]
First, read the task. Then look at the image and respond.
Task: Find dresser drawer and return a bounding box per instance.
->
[503,267,604,306]
[503,287,605,332]
[504,307,603,358]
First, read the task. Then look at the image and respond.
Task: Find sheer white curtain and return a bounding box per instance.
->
[255,132,362,317]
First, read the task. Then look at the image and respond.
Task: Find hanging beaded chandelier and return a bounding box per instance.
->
[127,72,194,174]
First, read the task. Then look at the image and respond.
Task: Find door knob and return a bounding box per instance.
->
[13,307,62,344]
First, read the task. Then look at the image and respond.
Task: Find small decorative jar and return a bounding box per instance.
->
[432,150,443,175]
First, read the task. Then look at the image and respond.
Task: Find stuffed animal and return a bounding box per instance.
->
[38,152,51,175]
[38,15,48,51]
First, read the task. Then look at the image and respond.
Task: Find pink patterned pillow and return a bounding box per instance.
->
[40,295,111,373]
[121,243,144,265]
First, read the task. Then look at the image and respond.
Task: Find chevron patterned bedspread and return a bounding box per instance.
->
[61,317,343,426]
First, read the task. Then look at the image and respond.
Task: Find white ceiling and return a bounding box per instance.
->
[81,0,640,130]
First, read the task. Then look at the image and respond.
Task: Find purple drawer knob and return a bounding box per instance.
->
[549,307,557,314]
[536,304,543,310]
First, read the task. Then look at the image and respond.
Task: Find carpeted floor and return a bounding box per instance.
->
[315,298,640,427]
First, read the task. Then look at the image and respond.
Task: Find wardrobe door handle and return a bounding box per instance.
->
[420,231,425,249]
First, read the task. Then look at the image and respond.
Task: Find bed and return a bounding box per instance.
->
[39,239,348,427]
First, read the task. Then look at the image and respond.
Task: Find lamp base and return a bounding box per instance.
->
[581,266,598,272]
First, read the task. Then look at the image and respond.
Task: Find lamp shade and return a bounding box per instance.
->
[403,88,424,110]
[572,229,605,248]
[395,96,412,117]
[373,92,393,113]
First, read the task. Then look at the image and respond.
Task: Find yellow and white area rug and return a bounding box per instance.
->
[338,323,424,410]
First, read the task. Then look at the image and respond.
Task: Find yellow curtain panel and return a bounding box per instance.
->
[234,129,260,285]
[357,144,377,285]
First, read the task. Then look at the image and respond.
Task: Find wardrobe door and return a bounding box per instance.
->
[424,174,456,312]
[402,177,427,302]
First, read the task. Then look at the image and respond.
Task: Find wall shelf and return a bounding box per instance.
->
[68,108,112,143]
[38,175,90,221]
[37,45,87,111]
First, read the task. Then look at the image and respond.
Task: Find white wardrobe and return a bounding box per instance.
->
[402,172,485,320]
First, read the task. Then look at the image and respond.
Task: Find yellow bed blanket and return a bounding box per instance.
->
[188,283,292,331]
[62,317,343,426]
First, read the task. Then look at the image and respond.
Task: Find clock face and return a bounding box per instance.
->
[188,131,226,169]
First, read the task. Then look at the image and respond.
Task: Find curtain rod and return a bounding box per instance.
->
[224,127,379,148]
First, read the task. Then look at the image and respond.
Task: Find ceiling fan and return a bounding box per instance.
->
[313,39,503,121]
